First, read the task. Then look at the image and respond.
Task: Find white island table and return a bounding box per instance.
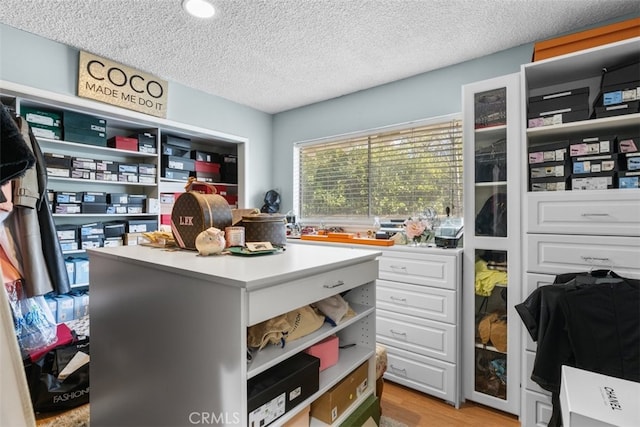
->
[88,244,380,427]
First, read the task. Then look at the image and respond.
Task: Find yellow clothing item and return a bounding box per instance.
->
[475,258,508,296]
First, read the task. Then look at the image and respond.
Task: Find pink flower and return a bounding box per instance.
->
[404,218,427,239]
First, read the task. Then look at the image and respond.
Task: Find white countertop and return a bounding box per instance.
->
[87,243,381,290]
[288,237,464,256]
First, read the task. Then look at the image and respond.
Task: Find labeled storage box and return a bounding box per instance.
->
[55,191,81,204]
[71,292,90,318]
[54,295,75,323]
[191,150,221,163]
[108,135,138,151]
[127,219,158,233]
[569,135,615,157]
[622,152,640,171]
[162,155,195,171]
[64,127,107,146]
[162,168,190,181]
[619,171,640,189]
[528,141,569,164]
[595,100,640,118]
[530,162,570,179]
[134,133,157,154]
[56,224,78,241]
[72,157,97,170]
[304,335,339,371]
[310,361,369,424]
[527,87,590,128]
[31,123,62,140]
[21,106,62,128]
[80,191,107,203]
[338,394,380,427]
[247,352,320,427]
[71,257,90,285]
[572,172,616,190]
[618,135,639,153]
[221,154,238,183]
[103,221,126,238]
[44,153,72,169]
[572,154,620,174]
[81,202,107,214]
[63,110,106,132]
[560,365,640,427]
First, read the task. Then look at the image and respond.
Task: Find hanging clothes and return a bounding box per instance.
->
[10,116,70,296]
[516,270,640,427]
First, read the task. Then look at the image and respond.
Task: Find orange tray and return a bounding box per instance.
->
[300,234,394,246]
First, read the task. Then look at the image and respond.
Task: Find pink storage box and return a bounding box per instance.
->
[304,335,339,371]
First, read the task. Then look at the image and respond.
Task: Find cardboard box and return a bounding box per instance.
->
[70,257,90,285]
[310,361,369,424]
[71,292,90,319]
[304,335,339,371]
[560,365,640,427]
[248,352,320,427]
[283,405,310,427]
[533,17,640,62]
[65,259,75,285]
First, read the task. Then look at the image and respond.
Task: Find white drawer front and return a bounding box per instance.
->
[378,252,456,290]
[383,346,456,403]
[376,310,455,363]
[527,234,640,279]
[527,190,640,236]
[377,279,456,323]
[524,350,550,395]
[522,389,553,427]
[248,260,377,325]
[523,273,555,351]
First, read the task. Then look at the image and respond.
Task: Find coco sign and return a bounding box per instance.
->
[78,51,168,118]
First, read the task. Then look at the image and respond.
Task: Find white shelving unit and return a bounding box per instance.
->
[519,37,640,427]
[462,72,522,416]
[1,80,247,289]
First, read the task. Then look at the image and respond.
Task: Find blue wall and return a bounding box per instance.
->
[271,44,533,212]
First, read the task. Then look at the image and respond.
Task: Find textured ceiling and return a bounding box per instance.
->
[1,1,638,113]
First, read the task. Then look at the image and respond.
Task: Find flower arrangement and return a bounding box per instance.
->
[404,216,433,246]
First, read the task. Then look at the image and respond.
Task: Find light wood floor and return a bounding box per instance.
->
[380,381,520,427]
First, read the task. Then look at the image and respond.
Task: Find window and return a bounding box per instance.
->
[294,114,463,223]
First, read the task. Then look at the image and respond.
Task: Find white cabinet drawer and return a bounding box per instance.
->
[527,234,640,279]
[383,346,456,403]
[377,279,456,324]
[527,190,640,236]
[248,259,378,325]
[376,309,455,363]
[522,389,553,427]
[378,251,456,290]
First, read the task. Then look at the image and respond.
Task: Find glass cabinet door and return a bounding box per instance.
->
[462,73,521,415]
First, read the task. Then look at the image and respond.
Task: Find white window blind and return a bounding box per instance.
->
[295,116,463,221]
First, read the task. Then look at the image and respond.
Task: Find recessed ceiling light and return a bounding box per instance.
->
[182,0,216,19]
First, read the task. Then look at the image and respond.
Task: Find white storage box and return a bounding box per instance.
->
[560,365,640,427]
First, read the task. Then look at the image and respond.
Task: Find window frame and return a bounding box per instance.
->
[293,113,463,226]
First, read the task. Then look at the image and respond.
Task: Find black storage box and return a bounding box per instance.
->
[81,203,107,214]
[72,157,97,170]
[103,221,126,238]
[572,154,620,175]
[79,222,104,237]
[161,135,191,158]
[55,191,81,204]
[55,224,78,241]
[107,204,128,215]
[138,163,156,175]
[55,203,81,214]
[79,191,107,204]
[162,168,190,181]
[602,60,640,88]
[128,194,147,205]
[161,134,191,148]
[572,172,617,190]
[127,219,158,233]
[530,162,571,179]
[619,170,640,189]
[44,153,72,169]
[96,160,119,172]
[528,140,569,164]
[107,193,129,204]
[162,155,195,171]
[191,150,222,163]
[528,87,589,115]
[602,82,640,106]
[530,176,571,192]
[569,135,616,157]
[134,133,157,154]
[247,352,320,427]
[118,163,139,174]
[221,154,238,183]
[595,100,640,118]
[622,152,640,171]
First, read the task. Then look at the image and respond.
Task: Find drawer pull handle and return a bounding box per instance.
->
[390,265,408,273]
[390,296,407,303]
[390,365,408,376]
[581,256,611,263]
[323,280,345,289]
[390,329,407,337]
[581,213,610,217]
